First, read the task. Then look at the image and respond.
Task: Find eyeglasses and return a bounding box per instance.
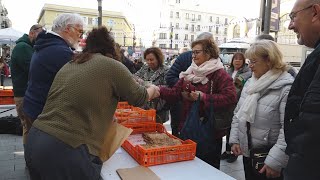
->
[248,60,257,66]
[289,4,314,21]
[192,50,204,56]
[70,26,84,38]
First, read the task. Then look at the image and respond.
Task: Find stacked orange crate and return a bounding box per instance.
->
[0,89,14,105]
[115,102,156,124]
[116,102,196,167]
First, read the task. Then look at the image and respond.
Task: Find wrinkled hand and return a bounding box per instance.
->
[147,85,160,100]
[181,91,194,101]
[234,77,243,89]
[259,164,281,178]
[190,91,204,101]
[231,144,242,156]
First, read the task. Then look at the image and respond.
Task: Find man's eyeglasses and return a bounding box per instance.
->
[70,26,84,38]
[192,50,204,56]
[289,4,314,21]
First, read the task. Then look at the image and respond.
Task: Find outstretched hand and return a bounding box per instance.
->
[147,85,160,100]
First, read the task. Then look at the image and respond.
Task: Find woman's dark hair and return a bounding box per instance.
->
[143,47,164,67]
[73,26,120,63]
[230,52,246,70]
[191,39,220,59]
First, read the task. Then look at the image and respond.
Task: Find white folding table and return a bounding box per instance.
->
[101,147,235,180]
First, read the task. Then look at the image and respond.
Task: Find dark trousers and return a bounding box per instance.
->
[225,128,231,152]
[198,137,222,169]
[243,156,283,180]
[284,153,320,180]
[25,127,103,180]
[0,73,4,86]
[170,101,182,137]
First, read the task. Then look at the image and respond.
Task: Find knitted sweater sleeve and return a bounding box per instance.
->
[111,62,148,107]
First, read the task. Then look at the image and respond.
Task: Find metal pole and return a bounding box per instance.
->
[259,0,266,34]
[263,0,272,34]
[124,35,126,46]
[133,24,136,51]
[170,26,173,49]
[97,0,102,27]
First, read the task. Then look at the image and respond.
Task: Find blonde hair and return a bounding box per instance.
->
[245,40,287,71]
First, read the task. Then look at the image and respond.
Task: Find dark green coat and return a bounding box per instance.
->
[11,34,33,97]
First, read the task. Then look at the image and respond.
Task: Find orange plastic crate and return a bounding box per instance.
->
[115,102,156,124]
[122,123,196,167]
[0,96,15,105]
[0,89,13,97]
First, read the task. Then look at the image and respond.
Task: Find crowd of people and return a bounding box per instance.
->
[5,0,320,179]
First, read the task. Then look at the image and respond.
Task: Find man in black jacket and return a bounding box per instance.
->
[284,0,320,179]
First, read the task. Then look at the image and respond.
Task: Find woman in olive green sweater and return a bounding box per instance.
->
[25,26,159,180]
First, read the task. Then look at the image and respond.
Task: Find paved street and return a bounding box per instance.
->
[0,77,244,179]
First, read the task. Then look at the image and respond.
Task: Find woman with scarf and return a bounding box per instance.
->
[154,38,237,169]
[229,40,294,180]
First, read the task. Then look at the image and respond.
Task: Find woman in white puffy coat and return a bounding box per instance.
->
[229,40,294,180]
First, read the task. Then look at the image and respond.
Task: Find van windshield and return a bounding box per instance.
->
[219,48,247,65]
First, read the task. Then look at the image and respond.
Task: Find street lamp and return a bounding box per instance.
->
[97,0,102,27]
[132,24,136,51]
[170,26,173,49]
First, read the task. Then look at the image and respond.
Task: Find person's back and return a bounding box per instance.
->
[11,34,34,97]
[11,24,43,97]
[24,26,159,179]
[23,13,84,121]
[33,53,147,155]
[166,51,192,87]
[10,24,43,147]
[23,31,73,120]
[123,56,136,73]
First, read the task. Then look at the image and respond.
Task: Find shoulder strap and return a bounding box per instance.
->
[246,121,252,150]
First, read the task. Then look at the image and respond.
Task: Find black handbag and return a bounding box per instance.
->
[246,121,272,176]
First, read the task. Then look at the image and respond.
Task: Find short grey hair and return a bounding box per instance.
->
[196,32,214,41]
[52,13,84,33]
[255,34,275,41]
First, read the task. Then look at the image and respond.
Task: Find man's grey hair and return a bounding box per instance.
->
[255,34,275,41]
[196,32,214,41]
[52,13,84,33]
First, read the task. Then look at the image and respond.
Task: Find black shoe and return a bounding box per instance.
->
[226,154,238,163]
[220,151,231,160]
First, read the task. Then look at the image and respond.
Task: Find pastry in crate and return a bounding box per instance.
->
[141,132,182,149]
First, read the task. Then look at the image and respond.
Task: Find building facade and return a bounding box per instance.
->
[0,0,11,29]
[37,4,136,47]
[153,0,235,49]
[276,0,297,44]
